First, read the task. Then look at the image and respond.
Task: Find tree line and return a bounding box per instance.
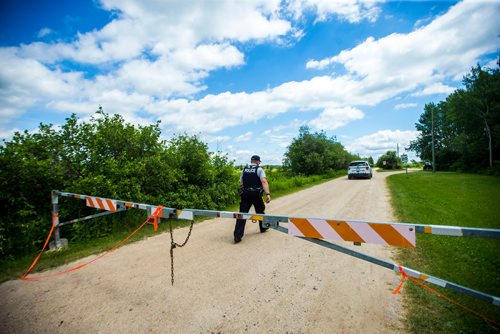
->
[1,111,361,260]
[0,110,238,259]
[410,64,500,173]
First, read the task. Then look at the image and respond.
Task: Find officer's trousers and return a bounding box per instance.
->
[234,191,267,241]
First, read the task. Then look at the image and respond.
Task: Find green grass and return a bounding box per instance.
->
[387,172,500,333]
[0,171,345,283]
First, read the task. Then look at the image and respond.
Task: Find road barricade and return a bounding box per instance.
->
[24,190,500,316]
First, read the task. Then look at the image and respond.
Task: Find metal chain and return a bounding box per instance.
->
[169,219,194,285]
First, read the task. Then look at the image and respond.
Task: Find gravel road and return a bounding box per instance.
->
[1,171,407,333]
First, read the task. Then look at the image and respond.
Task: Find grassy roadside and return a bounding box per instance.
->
[0,170,346,283]
[387,172,500,333]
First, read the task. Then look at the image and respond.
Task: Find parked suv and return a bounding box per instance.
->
[348,160,372,179]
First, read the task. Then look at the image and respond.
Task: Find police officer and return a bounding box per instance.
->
[234,155,271,243]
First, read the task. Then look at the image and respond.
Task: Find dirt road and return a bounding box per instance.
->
[1,171,407,333]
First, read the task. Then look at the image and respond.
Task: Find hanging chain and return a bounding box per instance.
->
[169,219,194,285]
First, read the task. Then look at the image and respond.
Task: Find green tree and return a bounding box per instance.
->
[376,151,401,169]
[460,65,500,168]
[283,126,356,175]
[409,64,500,172]
[0,109,238,259]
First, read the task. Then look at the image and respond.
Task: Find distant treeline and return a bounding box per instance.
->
[410,64,500,173]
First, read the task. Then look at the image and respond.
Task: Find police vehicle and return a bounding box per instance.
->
[347,160,372,180]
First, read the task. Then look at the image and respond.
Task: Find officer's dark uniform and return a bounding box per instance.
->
[233,164,268,243]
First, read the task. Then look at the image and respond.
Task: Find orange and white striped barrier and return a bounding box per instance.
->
[288,218,416,248]
[86,196,117,212]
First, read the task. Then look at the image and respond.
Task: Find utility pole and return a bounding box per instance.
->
[431,106,436,173]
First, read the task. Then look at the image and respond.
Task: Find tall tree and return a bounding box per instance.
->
[410,64,499,171]
[461,65,500,168]
[283,126,357,175]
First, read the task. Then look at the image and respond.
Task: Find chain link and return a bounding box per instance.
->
[169,219,194,285]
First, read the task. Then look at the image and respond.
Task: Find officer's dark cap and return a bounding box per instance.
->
[251,155,261,162]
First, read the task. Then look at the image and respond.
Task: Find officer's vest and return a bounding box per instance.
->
[242,165,262,189]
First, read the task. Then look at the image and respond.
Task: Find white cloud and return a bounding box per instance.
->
[309,107,364,130]
[1,0,499,142]
[37,28,53,38]
[286,0,382,23]
[0,48,85,126]
[235,131,253,142]
[394,103,417,110]
[201,135,231,144]
[411,83,455,97]
[346,129,419,158]
[19,0,291,65]
[305,1,499,100]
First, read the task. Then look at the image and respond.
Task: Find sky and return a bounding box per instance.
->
[1,0,499,165]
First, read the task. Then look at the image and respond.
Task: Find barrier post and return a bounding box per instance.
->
[52,191,60,244]
[50,191,68,249]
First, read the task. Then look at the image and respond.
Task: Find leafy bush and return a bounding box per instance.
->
[283,126,360,175]
[376,150,402,169]
[0,110,238,260]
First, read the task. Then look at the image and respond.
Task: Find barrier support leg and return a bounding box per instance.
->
[50,191,68,250]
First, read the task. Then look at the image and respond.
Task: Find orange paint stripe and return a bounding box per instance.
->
[369,224,414,248]
[95,197,106,210]
[105,200,114,211]
[326,220,365,243]
[291,218,323,239]
[86,197,95,208]
[125,202,133,207]
[424,226,432,234]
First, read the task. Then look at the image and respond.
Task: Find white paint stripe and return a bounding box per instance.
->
[349,221,387,245]
[432,226,463,236]
[288,220,304,237]
[86,197,96,209]
[310,219,343,241]
[102,200,110,211]
[392,224,416,246]
[178,210,194,220]
[426,276,447,287]
[219,212,234,218]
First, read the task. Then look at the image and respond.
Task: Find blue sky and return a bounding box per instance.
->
[1,0,499,165]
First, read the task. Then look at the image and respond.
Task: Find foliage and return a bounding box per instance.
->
[0,166,344,282]
[410,64,500,172]
[376,150,402,169]
[388,172,500,332]
[283,126,360,175]
[0,109,238,260]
